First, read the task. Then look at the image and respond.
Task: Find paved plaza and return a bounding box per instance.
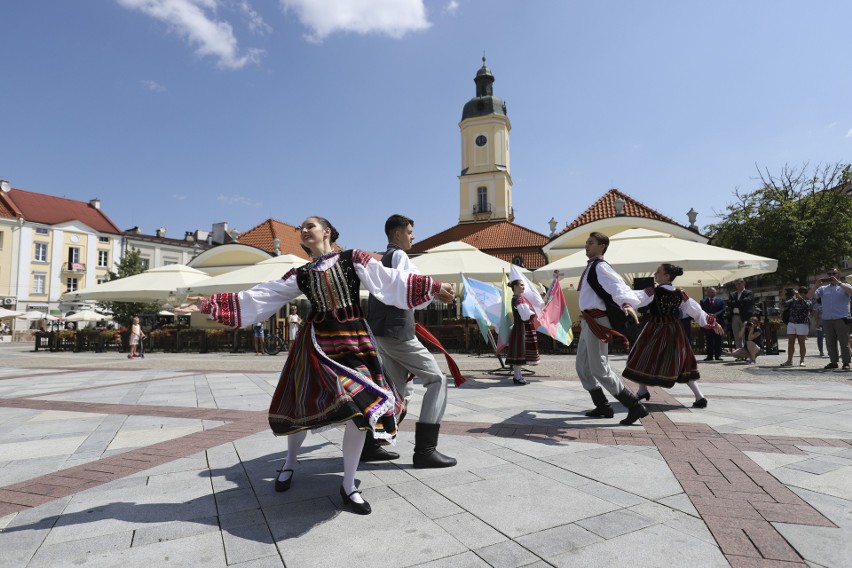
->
[0,340,850,568]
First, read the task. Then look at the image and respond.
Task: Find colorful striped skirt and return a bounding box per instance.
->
[505,320,540,366]
[268,318,401,442]
[622,316,699,387]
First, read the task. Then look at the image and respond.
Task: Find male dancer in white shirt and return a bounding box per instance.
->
[577,232,649,426]
[365,214,457,468]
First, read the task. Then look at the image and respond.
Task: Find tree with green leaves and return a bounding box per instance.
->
[706,163,852,285]
[98,248,161,327]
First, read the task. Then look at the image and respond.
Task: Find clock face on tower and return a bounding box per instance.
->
[475,135,487,147]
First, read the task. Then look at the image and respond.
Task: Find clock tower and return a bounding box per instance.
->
[458,57,513,223]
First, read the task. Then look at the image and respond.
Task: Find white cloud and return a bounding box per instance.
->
[172,193,187,200]
[217,194,263,207]
[279,0,430,42]
[237,0,271,35]
[117,0,262,69]
[141,79,166,92]
[846,129,852,139]
[445,1,459,14]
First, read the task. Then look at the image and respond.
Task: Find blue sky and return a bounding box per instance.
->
[2,1,851,252]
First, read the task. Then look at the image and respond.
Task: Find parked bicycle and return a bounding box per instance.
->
[264,331,286,355]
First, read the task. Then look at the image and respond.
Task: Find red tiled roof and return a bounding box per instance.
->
[410,221,549,269]
[4,188,121,234]
[0,192,19,218]
[238,219,344,259]
[238,219,311,259]
[557,188,684,237]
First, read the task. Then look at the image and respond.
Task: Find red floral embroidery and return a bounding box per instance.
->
[351,249,372,266]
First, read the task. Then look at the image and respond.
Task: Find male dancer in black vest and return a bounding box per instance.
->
[577,232,649,426]
[364,214,457,468]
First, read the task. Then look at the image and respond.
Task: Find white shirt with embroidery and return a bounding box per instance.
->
[203,252,439,328]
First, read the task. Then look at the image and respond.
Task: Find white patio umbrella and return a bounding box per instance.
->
[17,310,59,321]
[64,264,210,303]
[534,228,778,288]
[411,241,532,284]
[180,254,306,295]
[64,311,111,323]
[0,307,24,319]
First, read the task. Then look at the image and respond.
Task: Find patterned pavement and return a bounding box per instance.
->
[0,342,850,567]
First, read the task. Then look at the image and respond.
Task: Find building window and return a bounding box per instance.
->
[67,247,80,265]
[33,273,46,294]
[35,227,49,235]
[66,277,78,292]
[512,256,525,268]
[34,242,48,262]
[98,236,110,243]
[0,230,4,250]
[97,276,108,285]
[98,250,109,267]
[163,258,178,266]
[475,187,489,214]
[140,258,150,270]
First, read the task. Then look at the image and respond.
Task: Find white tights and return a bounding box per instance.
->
[686,380,704,401]
[276,421,367,504]
[635,381,704,402]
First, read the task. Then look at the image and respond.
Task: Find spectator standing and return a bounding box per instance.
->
[808,268,852,370]
[780,287,811,367]
[252,322,265,355]
[728,278,754,350]
[700,287,726,361]
[286,305,302,352]
[813,300,825,356]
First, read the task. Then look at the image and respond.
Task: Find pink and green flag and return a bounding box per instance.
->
[537,274,573,347]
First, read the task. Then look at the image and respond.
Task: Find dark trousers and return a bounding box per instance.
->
[704,328,722,358]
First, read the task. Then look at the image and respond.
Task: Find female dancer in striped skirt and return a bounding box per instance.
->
[505,279,540,385]
[623,264,724,408]
[184,216,454,515]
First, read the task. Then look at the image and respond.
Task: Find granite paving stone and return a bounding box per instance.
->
[0,346,850,567]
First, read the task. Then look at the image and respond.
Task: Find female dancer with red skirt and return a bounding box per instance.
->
[623,264,724,408]
[505,279,540,385]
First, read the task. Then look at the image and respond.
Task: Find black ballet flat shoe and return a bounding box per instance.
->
[702,357,713,362]
[692,398,708,409]
[274,469,293,492]
[637,392,650,402]
[513,377,528,385]
[340,486,371,515]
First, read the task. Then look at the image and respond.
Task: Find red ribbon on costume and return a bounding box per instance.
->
[414,323,467,387]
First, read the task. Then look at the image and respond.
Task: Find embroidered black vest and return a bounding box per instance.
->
[295,250,363,323]
[585,258,627,333]
[648,286,683,319]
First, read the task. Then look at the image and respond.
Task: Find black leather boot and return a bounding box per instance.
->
[360,430,400,462]
[615,388,649,426]
[584,387,614,418]
[413,422,457,469]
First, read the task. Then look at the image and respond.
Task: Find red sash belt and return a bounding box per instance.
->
[414,323,467,387]
[581,309,631,351]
